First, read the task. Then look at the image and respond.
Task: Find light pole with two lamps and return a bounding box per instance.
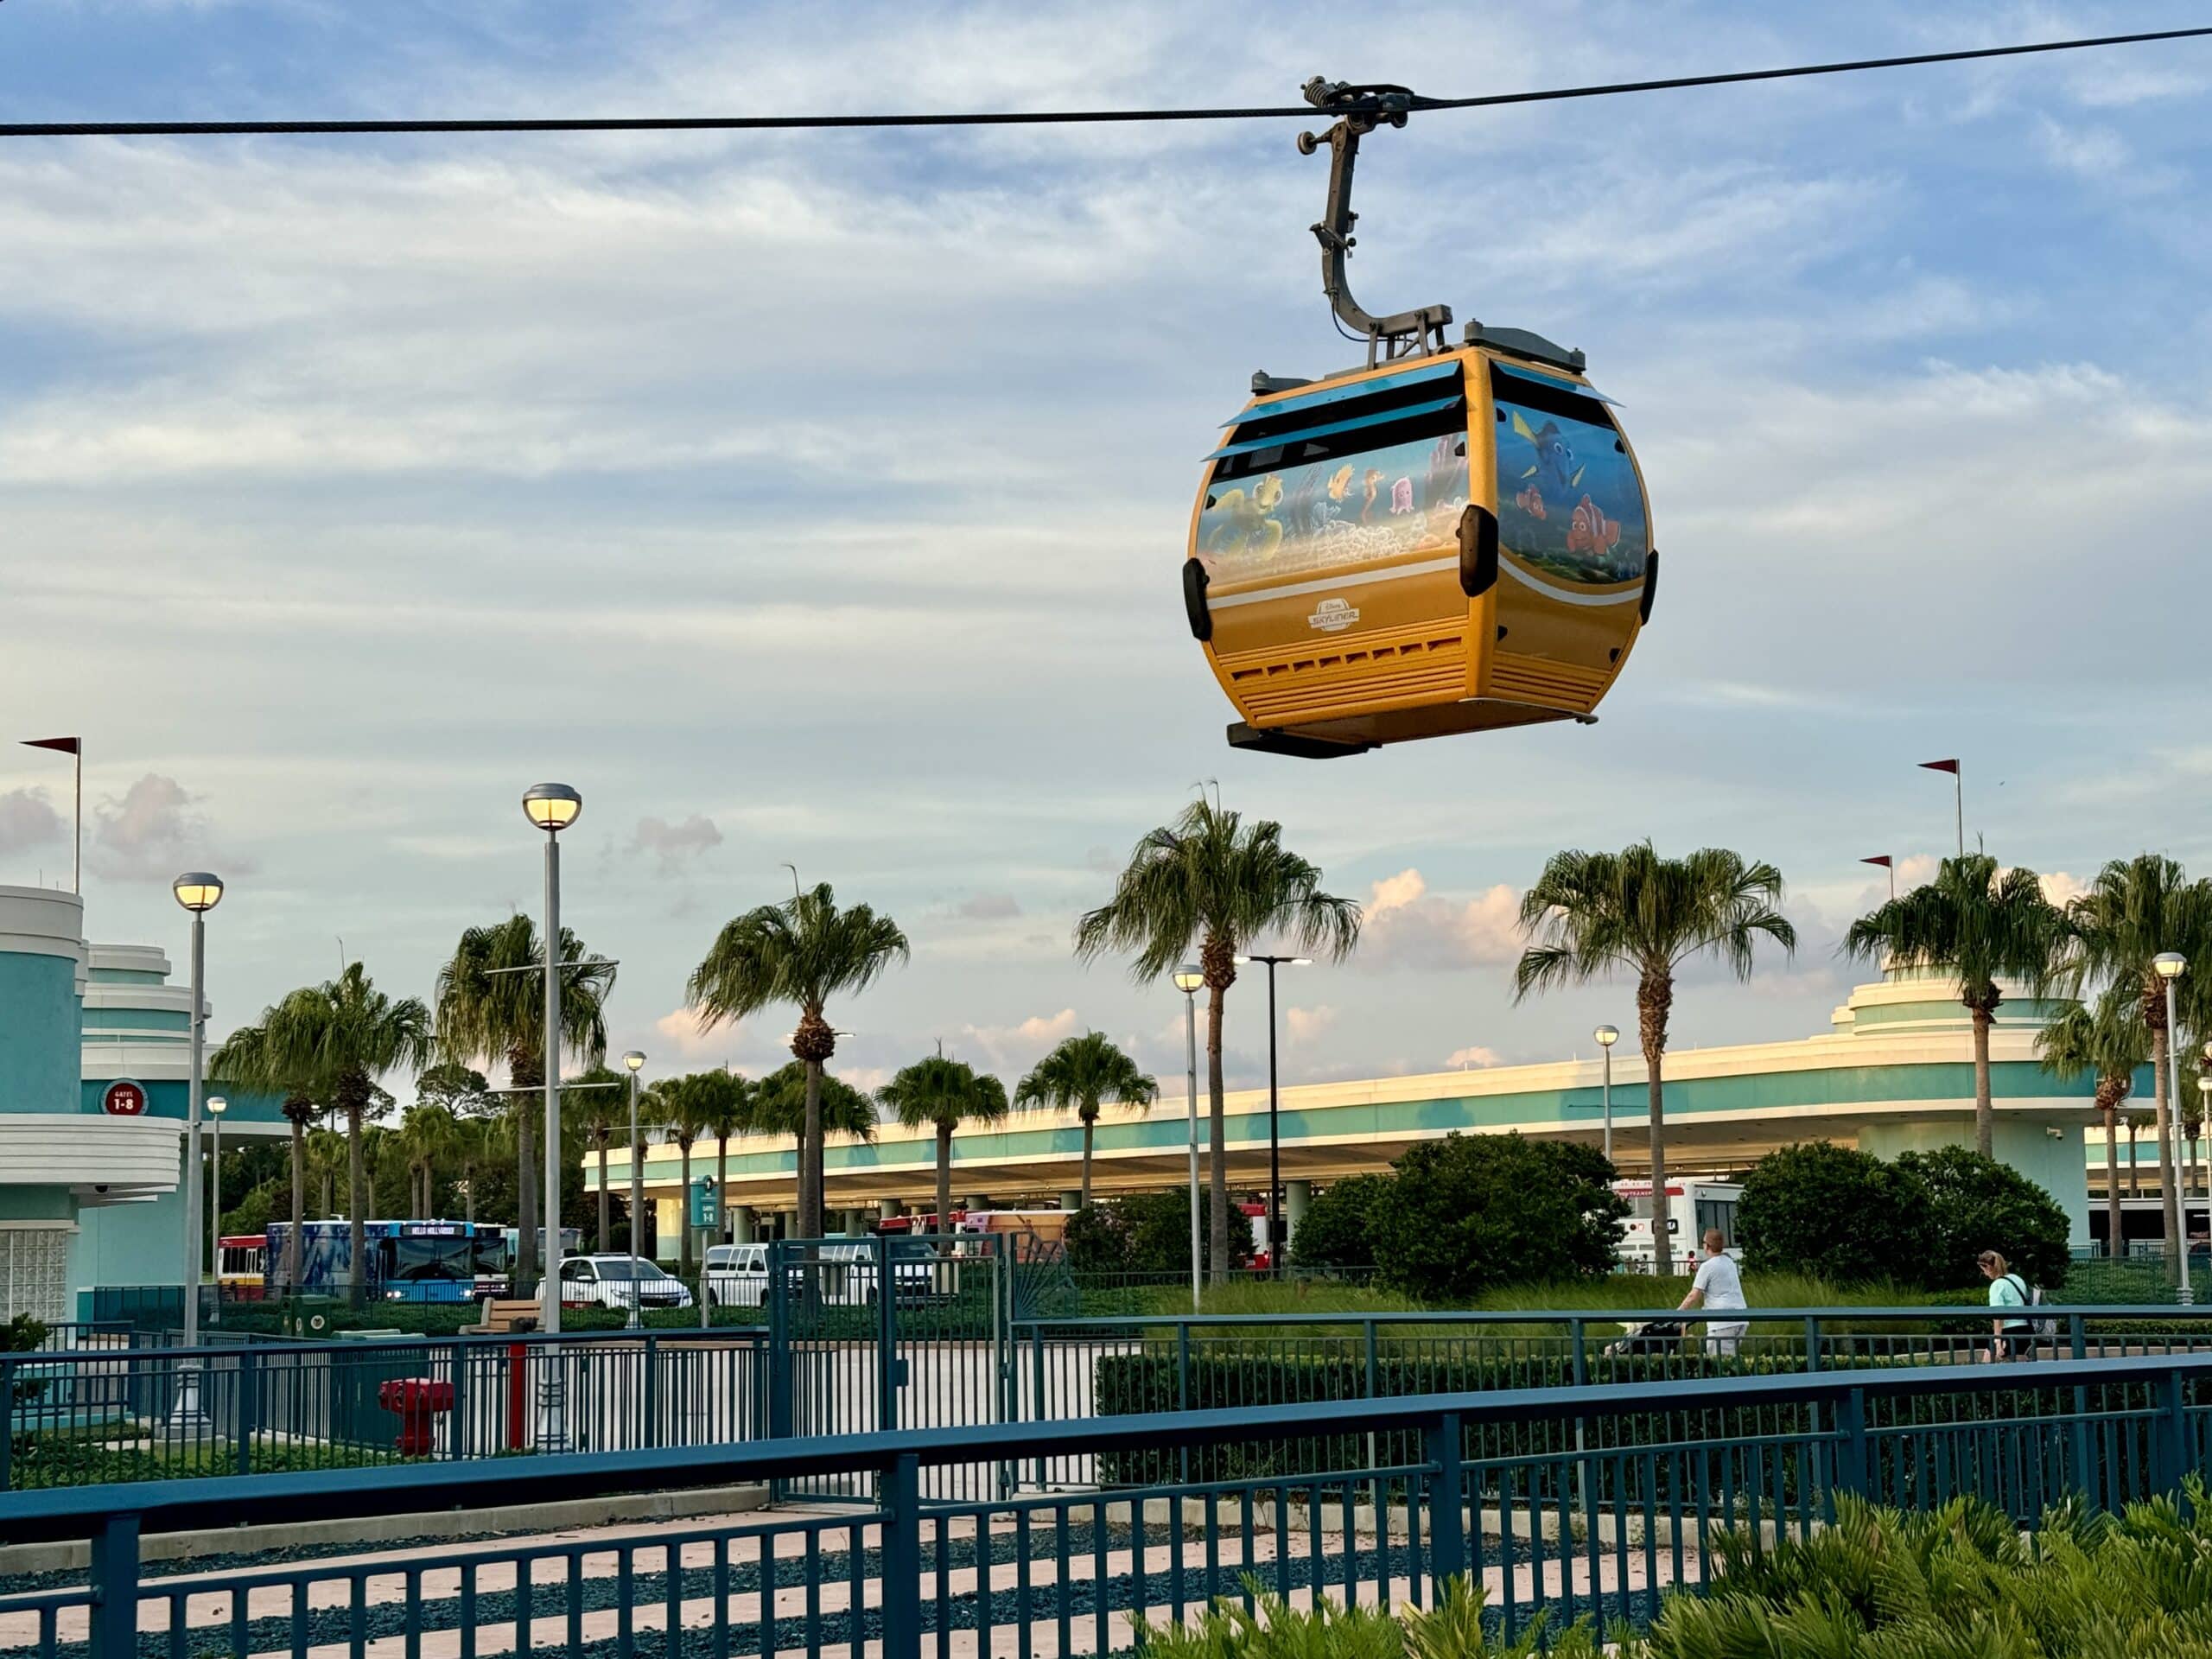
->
[1593,1026,1619,1166]
[171,871,224,1425]
[623,1049,647,1330]
[2155,951,2189,1300]
[1237,952,1308,1272]
[1173,963,1204,1311]
[523,784,582,1447]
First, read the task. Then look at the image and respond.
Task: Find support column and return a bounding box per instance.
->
[843,1208,869,1237]
[1059,1190,1084,1211]
[1285,1179,1312,1257]
[731,1206,755,1244]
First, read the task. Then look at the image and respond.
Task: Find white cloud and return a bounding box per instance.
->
[1359,869,1525,970]
[957,1008,1081,1077]
[1284,1005,1337,1045]
[1446,1046,1502,1070]
[0,789,64,858]
[85,772,246,882]
[654,1006,733,1061]
[954,893,1022,921]
[629,813,722,875]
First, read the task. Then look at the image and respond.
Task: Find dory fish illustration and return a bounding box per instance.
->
[1510,410,1585,497]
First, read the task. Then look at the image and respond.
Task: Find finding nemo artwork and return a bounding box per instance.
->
[1494,392,1647,587]
[1198,429,1469,582]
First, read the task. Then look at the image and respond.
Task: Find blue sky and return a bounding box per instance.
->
[4,2,2212,1104]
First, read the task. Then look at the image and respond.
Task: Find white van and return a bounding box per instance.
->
[1613,1179,1742,1269]
[702,1240,937,1307]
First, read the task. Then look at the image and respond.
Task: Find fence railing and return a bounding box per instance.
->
[1008,1302,2212,1462]
[2,1326,771,1491]
[4,1351,2210,1659]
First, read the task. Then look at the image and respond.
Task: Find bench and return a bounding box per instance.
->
[461,1297,542,1336]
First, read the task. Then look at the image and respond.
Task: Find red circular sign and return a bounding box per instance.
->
[102,1080,148,1116]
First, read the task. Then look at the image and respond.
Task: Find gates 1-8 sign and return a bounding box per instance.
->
[101,1079,149,1116]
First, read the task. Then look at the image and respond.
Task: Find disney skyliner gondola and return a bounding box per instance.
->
[1186,80,1655,758]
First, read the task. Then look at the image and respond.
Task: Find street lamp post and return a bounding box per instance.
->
[1238,953,1309,1273]
[1593,1026,1619,1166]
[623,1049,646,1331]
[1173,963,1204,1312]
[171,871,224,1426]
[207,1096,227,1325]
[2155,951,2188,1300]
[523,784,582,1447]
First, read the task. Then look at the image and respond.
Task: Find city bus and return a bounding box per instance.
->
[216,1234,267,1298]
[264,1219,508,1302]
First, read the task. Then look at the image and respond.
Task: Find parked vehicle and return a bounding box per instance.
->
[1611,1179,1742,1269]
[265,1219,507,1302]
[556,1254,693,1311]
[217,1233,267,1298]
[702,1240,937,1307]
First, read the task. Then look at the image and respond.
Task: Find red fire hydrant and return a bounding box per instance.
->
[378,1376,455,1455]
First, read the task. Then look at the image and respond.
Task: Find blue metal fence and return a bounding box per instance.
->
[1009,1302,2212,1438]
[3,1351,2209,1659]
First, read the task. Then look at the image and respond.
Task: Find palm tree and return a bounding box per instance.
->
[450,1115,499,1226]
[277,1093,317,1287]
[656,1071,747,1278]
[1014,1032,1158,1207]
[1843,854,2069,1160]
[394,1103,460,1218]
[307,1126,346,1218]
[2066,855,2212,1274]
[565,1065,632,1253]
[747,1062,877,1226]
[212,963,435,1304]
[435,915,615,1287]
[210,1025,320,1292]
[664,1089,705,1279]
[1077,799,1360,1281]
[2038,989,2150,1258]
[688,883,908,1239]
[880,1054,1011,1243]
[697,1071,755,1253]
[1516,842,1795,1277]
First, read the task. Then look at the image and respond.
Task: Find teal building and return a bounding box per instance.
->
[601,964,2117,1249]
[0,886,284,1321]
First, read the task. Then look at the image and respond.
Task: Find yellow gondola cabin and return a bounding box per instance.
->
[1181,79,1656,758]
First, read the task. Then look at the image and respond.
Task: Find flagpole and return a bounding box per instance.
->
[1954,765,1963,859]
[73,746,80,893]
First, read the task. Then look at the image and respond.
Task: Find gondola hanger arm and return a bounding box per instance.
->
[1295,77,1453,366]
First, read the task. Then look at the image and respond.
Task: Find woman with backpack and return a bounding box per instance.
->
[1979,1250,2035,1361]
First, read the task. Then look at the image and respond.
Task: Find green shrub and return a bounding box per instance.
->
[1895,1144,2071,1291]
[1064,1204,1131,1273]
[1071,1191,1253,1277]
[1132,1579,1593,1657]
[1371,1135,1624,1302]
[1640,1486,2212,1656]
[1737,1142,1936,1285]
[1289,1175,1391,1274]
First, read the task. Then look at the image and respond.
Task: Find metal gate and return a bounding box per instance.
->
[766,1235,1009,1501]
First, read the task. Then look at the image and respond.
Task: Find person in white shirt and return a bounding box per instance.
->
[1677,1229,1749,1356]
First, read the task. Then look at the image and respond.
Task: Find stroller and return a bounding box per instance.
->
[1604,1317,1686,1358]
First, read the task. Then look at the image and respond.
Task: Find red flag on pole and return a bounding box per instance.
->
[1859,855,1893,869]
[1917,759,1959,774]
[19,737,79,754]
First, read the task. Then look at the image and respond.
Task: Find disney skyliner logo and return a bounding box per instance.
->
[1308,596,1359,632]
